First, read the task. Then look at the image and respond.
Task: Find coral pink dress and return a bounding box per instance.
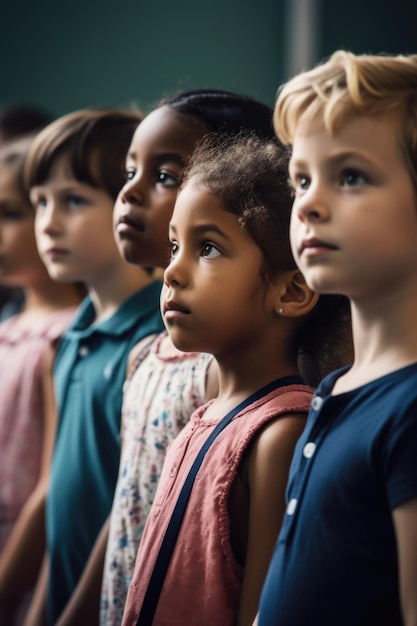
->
[122,382,312,626]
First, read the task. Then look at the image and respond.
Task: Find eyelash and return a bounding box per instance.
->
[168,241,222,260]
[124,168,179,187]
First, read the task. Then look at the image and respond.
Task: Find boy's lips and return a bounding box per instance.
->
[299,237,338,255]
[44,247,70,259]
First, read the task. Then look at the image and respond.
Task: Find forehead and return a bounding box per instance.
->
[128,106,209,162]
[31,154,80,189]
[172,183,231,229]
[290,113,403,166]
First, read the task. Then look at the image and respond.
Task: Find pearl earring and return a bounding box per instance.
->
[278,307,284,315]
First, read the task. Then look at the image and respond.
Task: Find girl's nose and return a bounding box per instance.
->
[163,251,188,289]
[119,173,145,206]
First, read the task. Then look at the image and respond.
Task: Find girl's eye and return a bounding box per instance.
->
[125,167,136,181]
[340,170,367,187]
[201,243,221,259]
[169,241,179,258]
[157,171,178,188]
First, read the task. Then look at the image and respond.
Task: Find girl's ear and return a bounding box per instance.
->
[274,269,319,318]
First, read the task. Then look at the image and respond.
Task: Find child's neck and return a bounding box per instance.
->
[87,264,155,324]
[204,351,300,420]
[333,292,417,394]
[15,282,81,329]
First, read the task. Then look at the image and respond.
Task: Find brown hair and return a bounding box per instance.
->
[25,108,143,199]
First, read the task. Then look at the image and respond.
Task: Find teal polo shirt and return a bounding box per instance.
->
[46,281,164,624]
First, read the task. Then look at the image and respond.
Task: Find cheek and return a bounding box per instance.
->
[160,283,168,307]
[289,213,300,259]
[113,195,123,226]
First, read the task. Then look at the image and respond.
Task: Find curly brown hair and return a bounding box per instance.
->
[182,132,352,386]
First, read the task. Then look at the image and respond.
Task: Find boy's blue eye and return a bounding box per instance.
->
[299,176,310,190]
[341,171,366,187]
[67,195,85,208]
[125,168,135,181]
[32,197,47,210]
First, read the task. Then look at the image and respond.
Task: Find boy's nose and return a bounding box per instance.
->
[37,203,62,233]
[294,186,330,223]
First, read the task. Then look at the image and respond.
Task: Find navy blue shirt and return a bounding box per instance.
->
[46,281,164,624]
[258,362,417,626]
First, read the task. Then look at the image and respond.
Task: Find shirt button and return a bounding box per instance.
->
[78,346,89,357]
[311,396,323,411]
[287,498,298,515]
[303,442,316,458]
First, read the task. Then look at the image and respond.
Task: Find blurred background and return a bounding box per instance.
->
[0,0,416,118]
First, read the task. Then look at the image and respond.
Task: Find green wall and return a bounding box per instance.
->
[0,0,286,116]
[0,0,416,119]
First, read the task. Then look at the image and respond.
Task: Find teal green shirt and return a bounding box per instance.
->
[46,281,164,624]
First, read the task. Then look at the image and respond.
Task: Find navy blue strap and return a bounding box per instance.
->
[136,375,304,625]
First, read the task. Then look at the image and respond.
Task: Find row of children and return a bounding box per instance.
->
[0,48,416,626]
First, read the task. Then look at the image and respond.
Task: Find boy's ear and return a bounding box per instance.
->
[273,269,319,318]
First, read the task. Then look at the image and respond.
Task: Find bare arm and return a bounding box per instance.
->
[23,555,48,626]
[237,414,307,626]
[393,498,417,626]
[55,517,110,626]
[0,347,57,619]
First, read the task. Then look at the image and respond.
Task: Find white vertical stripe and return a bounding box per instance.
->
[285,0,321,78]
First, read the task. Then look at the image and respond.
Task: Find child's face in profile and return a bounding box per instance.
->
[0,164,47,287]
[113,105,209,270]
[161,182,276,356]
[289,114,417,301]
[30,155,118,286]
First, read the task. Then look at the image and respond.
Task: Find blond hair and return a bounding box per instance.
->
[274,50,417,189]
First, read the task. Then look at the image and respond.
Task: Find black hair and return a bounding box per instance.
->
[158,89,275,140]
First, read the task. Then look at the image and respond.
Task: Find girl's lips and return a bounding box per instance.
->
[115,214,145,235]
[163,300,190,319]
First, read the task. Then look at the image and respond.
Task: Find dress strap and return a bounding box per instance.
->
[136,375,304,625]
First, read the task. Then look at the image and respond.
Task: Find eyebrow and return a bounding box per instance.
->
[30,183,91,195]
[169,222,231,241]
[128,151,187,167]
[290,150,376,170]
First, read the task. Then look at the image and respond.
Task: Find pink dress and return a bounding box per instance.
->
[0,307,76,552]
[121,382,313,626]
